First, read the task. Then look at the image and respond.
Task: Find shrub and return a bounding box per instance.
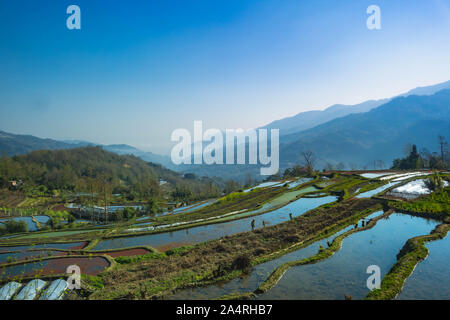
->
[231,254,251,270]
[2,220,28,234]
[424,172,444,192]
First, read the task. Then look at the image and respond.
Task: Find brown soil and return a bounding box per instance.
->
[97,198,380,299]
[0,189,25,207]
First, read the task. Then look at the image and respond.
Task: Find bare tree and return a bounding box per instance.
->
[301,150,316,174]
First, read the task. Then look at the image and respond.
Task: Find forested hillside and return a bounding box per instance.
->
[0,146,220,201]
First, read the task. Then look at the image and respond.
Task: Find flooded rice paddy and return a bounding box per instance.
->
[397,233,450,300]
[256,213,438,300]
[0,256,109,280]
[168,210,386,300]
[93,196,337,251]
[0,216,50,232]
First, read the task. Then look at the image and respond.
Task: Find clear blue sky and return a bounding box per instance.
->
[1,0,449,154]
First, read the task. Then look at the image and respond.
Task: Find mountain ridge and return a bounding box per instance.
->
[262,80,450,136]
[278,89,450,169]
[0,130,176,170]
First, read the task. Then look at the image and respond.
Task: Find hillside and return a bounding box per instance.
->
[0,131,80,156]
[279,89,450,169]
[0,146,220,200]
[263,99,389,136]
[0,131,176,170]
[180,89,450,180]
[102,144,176,170]
[262,80,450,137]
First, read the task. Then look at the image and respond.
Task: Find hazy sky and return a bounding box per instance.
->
[1,0,450,154]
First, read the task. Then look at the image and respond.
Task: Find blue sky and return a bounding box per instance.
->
[1,0,449,154]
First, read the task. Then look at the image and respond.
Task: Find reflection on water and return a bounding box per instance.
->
[0,250,64,264]
[0,242,85,254]
[256,213,438,300]
[397,234,450,300]
[0,256,108,279]
[93,196,337,251]
[288,178,313,189]
[355,182,402,199]
[243,181,282,193]
[168,211,385,300]
[133,200,216,224]
[0,216,50,232]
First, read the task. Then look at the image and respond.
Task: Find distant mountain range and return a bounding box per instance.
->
[278,89,450,169]
[101,144,175,170]
[178,87,450,180]
[0,131,81,155]
[1,81,449,181]
[0,131,176,170]
[262,80,450,136]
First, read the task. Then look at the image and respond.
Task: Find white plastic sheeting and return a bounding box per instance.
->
[0,281,22,300]
[15,279,47,300]
[391,179,449,197]
[379,172,432,182]
[39,279,68,300]
[393,179,430,195]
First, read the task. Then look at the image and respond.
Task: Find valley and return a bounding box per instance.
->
[0,168,448,300]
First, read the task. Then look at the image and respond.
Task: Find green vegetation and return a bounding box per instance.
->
[424,171,445,191]
[109,207,139,222]
[82,275,105,290]
[323,175,367,199]
[218,191,249,204]
[366,223,450,300]
[390,187,449,216]
[0,146,221,206]
[1,169,449,301]
[85,198,379,299]
[392,138,449,170]
[115,252,166,264]
[392,144,424,170]
[150,186,288,226]
[254,209,388,294]
[0,219,28,235]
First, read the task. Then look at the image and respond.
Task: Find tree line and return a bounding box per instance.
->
[392,136,449,170]
[0,146,221,203]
